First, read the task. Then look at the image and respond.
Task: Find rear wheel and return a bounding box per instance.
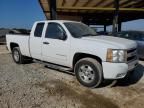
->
[12,47,25,64]
[74,58,103,88]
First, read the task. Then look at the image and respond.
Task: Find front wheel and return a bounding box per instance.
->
[74,58,103,88]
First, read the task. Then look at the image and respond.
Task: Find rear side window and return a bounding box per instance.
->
[34,23,44,37]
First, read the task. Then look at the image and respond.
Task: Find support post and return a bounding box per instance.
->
[118,21,122,32]
[112,0,119,33]
[104,25,107,32]
[48,0,57,20]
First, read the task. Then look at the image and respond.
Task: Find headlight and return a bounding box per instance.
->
[106,49,127,63]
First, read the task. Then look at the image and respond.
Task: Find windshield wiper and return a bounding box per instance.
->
[82,34,97,37]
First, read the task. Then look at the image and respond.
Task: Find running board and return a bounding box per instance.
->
[34,59,74,75]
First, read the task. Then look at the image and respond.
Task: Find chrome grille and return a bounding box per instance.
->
[127,48,137,63]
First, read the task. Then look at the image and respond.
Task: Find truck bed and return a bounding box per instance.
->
[6,34,31,57]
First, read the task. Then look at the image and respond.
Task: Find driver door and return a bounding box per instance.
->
[42,22,70,66]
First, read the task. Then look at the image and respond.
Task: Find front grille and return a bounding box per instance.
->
[127,56,137,62]
[127,48,136,53]
[127,48,137,63]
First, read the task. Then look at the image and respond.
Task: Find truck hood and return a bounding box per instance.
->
[81,36,137,49]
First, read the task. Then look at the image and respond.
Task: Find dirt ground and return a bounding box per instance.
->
[0,45,144,108]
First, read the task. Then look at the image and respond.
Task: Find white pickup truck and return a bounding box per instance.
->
[6,20,138,87]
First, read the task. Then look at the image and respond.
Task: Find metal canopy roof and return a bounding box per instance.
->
[39,0,144,25]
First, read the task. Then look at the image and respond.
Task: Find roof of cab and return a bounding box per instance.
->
[35,20,81,23]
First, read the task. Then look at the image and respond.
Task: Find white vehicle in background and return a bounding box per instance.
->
[6,20,138,88]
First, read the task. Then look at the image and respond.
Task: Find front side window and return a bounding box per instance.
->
[34,23,44,37]
[45,23,65,39]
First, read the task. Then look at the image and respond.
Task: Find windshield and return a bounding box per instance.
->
[64,22,97,38]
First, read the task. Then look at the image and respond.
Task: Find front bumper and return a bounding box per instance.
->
[102,60,138,79]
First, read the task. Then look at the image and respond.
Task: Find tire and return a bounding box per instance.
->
[74,58,103,88]
[12,47,25,64]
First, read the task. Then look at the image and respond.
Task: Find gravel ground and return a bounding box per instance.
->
[0,45,144,108]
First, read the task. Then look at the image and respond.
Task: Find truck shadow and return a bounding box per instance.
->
[43,63,144,88]
[115,63,144,87]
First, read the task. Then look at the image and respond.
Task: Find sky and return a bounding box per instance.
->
[0,0,45,29]
[0,0,144,31]
[106,19,144,31]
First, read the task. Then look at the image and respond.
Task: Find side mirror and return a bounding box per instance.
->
[58,32,67,40]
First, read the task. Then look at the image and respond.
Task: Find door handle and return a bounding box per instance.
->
[43,42,50,45]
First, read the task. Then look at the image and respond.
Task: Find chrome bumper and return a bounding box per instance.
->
[128,59,138,71]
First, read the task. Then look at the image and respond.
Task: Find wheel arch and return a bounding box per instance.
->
[10,43,19,51]
[73,53,102,68]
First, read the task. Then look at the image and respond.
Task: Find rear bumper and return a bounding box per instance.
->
[102,60,138,79]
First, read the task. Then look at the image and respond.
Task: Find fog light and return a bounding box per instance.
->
[116,73,126,78]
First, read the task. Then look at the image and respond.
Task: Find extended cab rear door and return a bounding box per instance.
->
[42,22,70,66]
[30,22,45,60]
